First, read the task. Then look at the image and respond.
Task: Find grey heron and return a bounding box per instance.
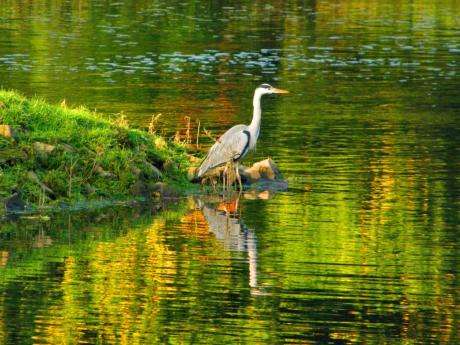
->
[196,83,288,188]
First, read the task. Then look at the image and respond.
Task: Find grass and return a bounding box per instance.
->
[0,90,198,213]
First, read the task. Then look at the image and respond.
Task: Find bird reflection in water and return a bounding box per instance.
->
[195,191,272,294]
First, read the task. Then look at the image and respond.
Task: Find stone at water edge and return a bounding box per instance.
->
[3,193,26,213]
[240,158,284,184]
[251,178,289,192]
[130,179,151,199]
[191,157,287,187]
[187,167,198,181]
[151,182,181,198]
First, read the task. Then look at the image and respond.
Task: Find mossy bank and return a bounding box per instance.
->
[0,90,198,216]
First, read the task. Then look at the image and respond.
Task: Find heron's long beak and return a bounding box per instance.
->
[272,88,289,94]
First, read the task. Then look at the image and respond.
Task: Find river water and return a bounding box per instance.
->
[0,1,459,344]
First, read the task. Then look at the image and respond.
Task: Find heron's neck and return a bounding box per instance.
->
[248,91,262,143]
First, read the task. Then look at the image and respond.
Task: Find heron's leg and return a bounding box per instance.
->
[228,160,232,190]
[223,162,230,193]
[222,165,226,192]
[235,162,243,192]
[228,161,233,192]
[211,176,217,193]
[229,161,234,191]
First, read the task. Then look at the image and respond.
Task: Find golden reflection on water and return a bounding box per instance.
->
[0,252,8,267]
[27,195,265,344]
[31,217,178,345]
[0,298,4,345]
[359,135,396,233]
[0,184,457,344]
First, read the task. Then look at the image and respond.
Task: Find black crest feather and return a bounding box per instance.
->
[258,83,272,89]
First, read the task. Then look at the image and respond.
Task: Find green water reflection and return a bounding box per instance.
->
[1,0,459,126]
[0,194,458,344]
[0,0,459,343]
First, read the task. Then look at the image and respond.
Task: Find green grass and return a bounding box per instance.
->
[0,90,197,212]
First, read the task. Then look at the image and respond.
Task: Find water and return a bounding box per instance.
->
[0,0,459,343]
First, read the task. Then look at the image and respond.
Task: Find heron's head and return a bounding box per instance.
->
[256,83,289,95]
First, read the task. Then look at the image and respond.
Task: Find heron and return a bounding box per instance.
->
[196,83,288,189]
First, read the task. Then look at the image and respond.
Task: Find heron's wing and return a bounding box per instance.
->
[197,125,250,177]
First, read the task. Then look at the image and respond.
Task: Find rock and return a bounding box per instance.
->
[130,180,151,199]
[27,171,55,196]
[33,141,56,154]
[245,158,282,181]
[0,125,17,139]
[3,193,26,213]
[187,167,198,181]
[195,158,288,190]
[151,182,181,198]
[144,162,163,179]
[0,148,27,164]
[239,164,259,183]
[60,143,76,154]
[130,165,142,177]
[94,165,114,178]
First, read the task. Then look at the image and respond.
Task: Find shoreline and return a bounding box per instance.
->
[0,90,199,218]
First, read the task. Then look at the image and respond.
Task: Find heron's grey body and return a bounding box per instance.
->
[196,84,287,179]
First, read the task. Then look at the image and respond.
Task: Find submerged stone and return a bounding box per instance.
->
[195,158,288,190]
[251,179,289,192]
[4,193,26,213]
[130,179,151,199]
[151,182,181,198]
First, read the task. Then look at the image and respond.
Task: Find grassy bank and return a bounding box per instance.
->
[0,90,197,215]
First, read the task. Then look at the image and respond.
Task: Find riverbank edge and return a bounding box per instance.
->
[0,90,199,218]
